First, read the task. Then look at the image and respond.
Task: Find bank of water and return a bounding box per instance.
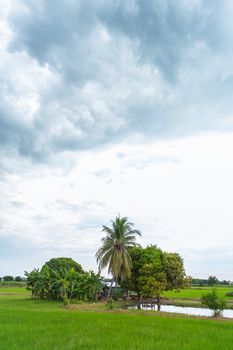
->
[129,304,233,318]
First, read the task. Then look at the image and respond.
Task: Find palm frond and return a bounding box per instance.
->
[96,215,141,282]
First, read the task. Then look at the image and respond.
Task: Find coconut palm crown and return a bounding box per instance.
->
[96,215,141,283]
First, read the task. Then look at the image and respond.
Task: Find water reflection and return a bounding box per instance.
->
[129,304,233,318]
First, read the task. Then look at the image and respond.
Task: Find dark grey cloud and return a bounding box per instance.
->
[0,0,233,164]
[12,1,233,75]
[10,1,230,79]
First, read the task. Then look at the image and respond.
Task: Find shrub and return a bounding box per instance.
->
[225,291,233,297]
[201,289,226,316]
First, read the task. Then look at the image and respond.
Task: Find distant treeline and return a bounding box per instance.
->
[2,275,232,288]
[0,276,26,282]
[192,276,232,286]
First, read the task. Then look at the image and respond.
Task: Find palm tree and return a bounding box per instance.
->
[96,215,141,297]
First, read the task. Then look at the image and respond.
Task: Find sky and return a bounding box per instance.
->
[1,0,233,279]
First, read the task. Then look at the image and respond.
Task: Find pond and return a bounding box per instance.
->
[129,304,233,318]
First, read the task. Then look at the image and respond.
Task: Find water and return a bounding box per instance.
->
[129,304,233,318]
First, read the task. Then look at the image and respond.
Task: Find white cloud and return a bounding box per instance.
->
[1,133,233,279]
[1,0,233,280]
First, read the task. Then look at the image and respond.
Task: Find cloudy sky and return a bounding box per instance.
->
[1,0,233,279]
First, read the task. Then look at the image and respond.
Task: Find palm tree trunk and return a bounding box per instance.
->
[137,294,142,309]
[107,278,114,299]
[157,295,161,311]
[115,279,117,298]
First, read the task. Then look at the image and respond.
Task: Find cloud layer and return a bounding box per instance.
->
[1,0,233,162]
[1,1,233,278]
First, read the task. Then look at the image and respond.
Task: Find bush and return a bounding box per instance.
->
[201,289,226,316]
[225,292,233,297]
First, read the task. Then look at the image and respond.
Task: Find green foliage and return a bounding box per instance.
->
[201,289,226,316]
[25,259,101,304]
[225,291,233,297]
[14,276,23,282]
[96,215,141,296]
[162,252,190,290]
[122,245,189,301]
[191,278,231,286]
[3,275,14,281]
[139,267,167,298]
[208,276,219,286]
[41,257,83,274]
[121,245,163,295]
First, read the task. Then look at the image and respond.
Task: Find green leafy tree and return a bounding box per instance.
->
[201,289,226,316]
[41,257,83,274]
[162,252,191,290]
[138,263,167,310]
[14,276,23,282]
[222,280,230,285]
[96,215,141,297]
[122,245,189,310]
[121,245,163,298]
[208,276,219,286]
[3,276,14,281]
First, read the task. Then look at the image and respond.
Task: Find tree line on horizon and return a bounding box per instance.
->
[192,276,232,286]
[3,274,229,287]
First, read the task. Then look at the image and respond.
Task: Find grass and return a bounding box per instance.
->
[163,286,233,308]
[0,287,29,294]
[164,286,233,300]
[0,281,26,288]
[1,288,233,349]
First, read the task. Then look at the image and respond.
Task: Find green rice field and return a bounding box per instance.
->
[164,286,233,300]
[1,287,233,349]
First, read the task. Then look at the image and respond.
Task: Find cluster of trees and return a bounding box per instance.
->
[192,276,232,286]
[25,258,101,305]
[0,276,25,282]
[96,216,190,309]
[25,216,191,307]
[121,246,191,309]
